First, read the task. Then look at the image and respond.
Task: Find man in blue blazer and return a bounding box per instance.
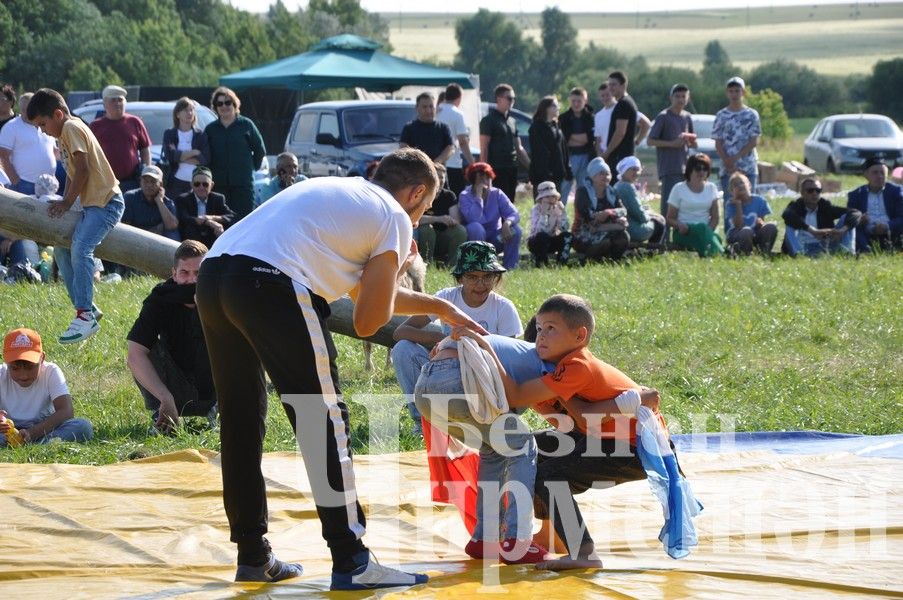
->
[847,157,903,252]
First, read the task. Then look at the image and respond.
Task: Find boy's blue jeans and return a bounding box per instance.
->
[414,357,536,541]
[54,196,124,311]
[390,339,429,422]
[0,417,93,446]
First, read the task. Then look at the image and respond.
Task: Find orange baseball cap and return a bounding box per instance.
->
[3,328,44,364]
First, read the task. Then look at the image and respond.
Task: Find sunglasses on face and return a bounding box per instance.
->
[693,165,710,172]
[803,187,822,194]
[502,96,515,101]
[214,100,233,107]
[193,181,210,188]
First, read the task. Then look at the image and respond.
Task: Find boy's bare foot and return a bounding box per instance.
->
[534,555,604,571]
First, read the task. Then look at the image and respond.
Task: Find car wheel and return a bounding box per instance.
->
[826,158,836,174]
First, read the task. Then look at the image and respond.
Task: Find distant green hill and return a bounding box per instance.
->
[384,3,903,75]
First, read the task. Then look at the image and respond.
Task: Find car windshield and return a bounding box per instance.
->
[342,107,414,143]
[832,119,894,139]
[692,117,714,138]
[129,107,218,144]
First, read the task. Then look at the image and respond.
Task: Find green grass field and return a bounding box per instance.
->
[2,240,900,465]
[384,3,903,75]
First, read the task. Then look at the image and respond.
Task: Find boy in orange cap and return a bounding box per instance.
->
[0,328,93,446]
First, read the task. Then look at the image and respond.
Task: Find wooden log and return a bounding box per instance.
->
[0,187,178,279]
[1,187,441,347]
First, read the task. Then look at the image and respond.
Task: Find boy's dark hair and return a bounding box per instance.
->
[26,88,69,120]
[597,82,608,91]
[445,83,463,102]
[608,71,628,86]
[670,83,690,96]
[494,83,513,99]
[372,148,438,196]
[569,87,587,98]
[173,239,208,268]
[537,294,595,338]
[415,91,435,105]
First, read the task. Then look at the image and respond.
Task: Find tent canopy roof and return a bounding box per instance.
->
[220,34,473,92]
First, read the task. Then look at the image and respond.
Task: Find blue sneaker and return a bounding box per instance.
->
[330,554,428,591]
[235,554,304,582]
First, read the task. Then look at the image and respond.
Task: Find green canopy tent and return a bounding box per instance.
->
[219,34,474,92]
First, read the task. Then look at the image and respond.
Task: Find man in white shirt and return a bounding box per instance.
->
[195,148,485,589]
[0,92,56,196]
[436,83,476,195]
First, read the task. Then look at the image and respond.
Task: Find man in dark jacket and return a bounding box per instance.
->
[846,157,903,253]
[558,87,594,205]
[175,166,234,249]
[782,176,861,256]
[126,240,214,432]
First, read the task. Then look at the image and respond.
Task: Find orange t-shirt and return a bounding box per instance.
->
[537,346,662,443]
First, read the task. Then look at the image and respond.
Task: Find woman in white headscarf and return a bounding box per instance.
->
[572,157,629,260]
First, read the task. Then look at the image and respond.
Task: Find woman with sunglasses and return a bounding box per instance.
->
[390,241,522,435]
[665,154,724,257]
[204,86,266,220]
[162,97,210,198]
[175,166,235,249]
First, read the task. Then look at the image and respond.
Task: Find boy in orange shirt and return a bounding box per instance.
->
[455,293,662,570]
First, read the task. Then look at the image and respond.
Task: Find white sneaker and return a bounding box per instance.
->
[59,314,100,344]
[330,553,428,590]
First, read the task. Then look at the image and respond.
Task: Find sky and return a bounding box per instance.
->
[230,0,897,13]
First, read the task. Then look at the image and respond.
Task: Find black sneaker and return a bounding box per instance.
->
[235,554,304,582]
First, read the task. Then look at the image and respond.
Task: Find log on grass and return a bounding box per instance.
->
[0,187,178,279]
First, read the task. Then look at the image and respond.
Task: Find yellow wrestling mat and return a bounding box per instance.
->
[0,448,900,598]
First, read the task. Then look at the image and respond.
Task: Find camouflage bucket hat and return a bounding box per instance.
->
[451,241,506,276]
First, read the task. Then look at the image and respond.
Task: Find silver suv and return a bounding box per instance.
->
[284,100,415,177]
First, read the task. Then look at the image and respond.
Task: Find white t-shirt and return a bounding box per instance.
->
[667,181,718,225]
[0,361,68,422]
[174,129,196,182]
[593,105,615,152]
[430,286,523,337]
[0,116,57,183]
[207,177,412,303]
[436,103,469,169]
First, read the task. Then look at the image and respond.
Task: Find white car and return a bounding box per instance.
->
[803,114,903,173]
[687,114,721,175]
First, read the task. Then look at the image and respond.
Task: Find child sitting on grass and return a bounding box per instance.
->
[453,293,663,570]
[0,328,93,446]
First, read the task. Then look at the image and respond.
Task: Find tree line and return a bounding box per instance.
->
[2,2,900,129]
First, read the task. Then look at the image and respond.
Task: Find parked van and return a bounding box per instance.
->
[284,100,415,177]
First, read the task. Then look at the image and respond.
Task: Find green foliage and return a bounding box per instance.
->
[535,7,578,98]
[867,58,903,122]
[702,40,735,85]
[453,9,539,104]
[747,59,851,118]
[746,88,794,140]
[0,0,387,92]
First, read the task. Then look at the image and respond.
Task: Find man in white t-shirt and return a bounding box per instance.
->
[195,148,486,589]
[593,83,617,158]
[436,83,475,195]
[0,93,56,196]
[0,328,93,446]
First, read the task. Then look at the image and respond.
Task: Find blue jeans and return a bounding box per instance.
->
[0,235,40,266]
[560,153,590,206]
[721,171,757,203]
[414,357,537,541]
[54,195,124,310]
[0,417,93,446]
[389,339,430,422]
[784,217,855,257]
[12,179,36,195]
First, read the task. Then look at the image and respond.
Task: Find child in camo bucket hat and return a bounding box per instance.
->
[451,241,506,276]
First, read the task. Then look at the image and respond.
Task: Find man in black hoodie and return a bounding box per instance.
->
[127,240,214,432]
